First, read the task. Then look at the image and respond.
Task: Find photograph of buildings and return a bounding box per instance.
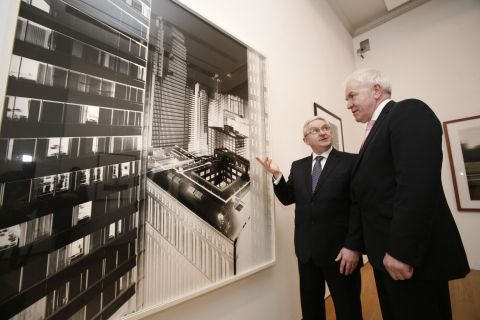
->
[141,0,274,310]
[0,0,274,319]
[0,0,148,319]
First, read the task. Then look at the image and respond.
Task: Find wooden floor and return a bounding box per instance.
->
[325,263,480,320]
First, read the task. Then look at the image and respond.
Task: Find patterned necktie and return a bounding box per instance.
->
[311,156,324,192]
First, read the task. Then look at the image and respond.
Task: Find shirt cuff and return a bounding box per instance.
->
[272,173,283,185]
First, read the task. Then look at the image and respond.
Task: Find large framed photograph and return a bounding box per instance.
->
[138,0,275,316]
[443,115,480,212]
[0,0,275,319]
[313,103,344,151]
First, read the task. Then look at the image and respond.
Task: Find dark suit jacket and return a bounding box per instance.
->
[274,148,363,265]
[351,99,469,280]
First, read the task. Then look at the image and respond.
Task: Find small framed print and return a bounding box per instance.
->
[443,115,480,212]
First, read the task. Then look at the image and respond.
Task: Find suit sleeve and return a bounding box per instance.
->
[345,200,364,253]
[344,155,365,253]
[387,100,443,267]
[273,167,295,206]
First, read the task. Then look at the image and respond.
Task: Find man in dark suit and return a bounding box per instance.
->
[256,116,363,320]
[344,68,470,320]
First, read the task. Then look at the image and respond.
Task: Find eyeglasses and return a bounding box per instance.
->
[306,126,331,136]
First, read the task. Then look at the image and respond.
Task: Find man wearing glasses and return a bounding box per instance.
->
[256,116,363,320]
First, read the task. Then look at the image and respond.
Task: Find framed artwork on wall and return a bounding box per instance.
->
[443,115,480,212]
[0,0,275,319]
[313,102,344,151]
[139,0,275,316]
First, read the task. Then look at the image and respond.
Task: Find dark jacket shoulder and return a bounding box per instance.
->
[329,149,357,165]
[292,155,311,166]
[392,98,434,114]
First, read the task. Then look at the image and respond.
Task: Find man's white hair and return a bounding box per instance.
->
[344,68,392,96]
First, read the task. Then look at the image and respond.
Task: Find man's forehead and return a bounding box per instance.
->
[346,82,373,96]
[346,79,363,90]
[308,119,327,127]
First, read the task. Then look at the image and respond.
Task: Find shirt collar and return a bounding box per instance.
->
[371,98,392,121]
[312,146,333,161]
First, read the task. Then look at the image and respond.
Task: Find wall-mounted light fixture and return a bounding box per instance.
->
[357,38,370,59]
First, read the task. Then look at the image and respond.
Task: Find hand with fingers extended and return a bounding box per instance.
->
[255,156,282,179]
[335,247,360,276]
[383,253,414,280]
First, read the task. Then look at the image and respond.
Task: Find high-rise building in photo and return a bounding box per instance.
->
[187,83,209,156]
[0,0,149,319]
[150,19,188,149]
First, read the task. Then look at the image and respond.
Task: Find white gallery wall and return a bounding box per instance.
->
[353,0,480,270]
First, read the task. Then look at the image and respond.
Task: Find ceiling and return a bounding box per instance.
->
[326,0,430,37]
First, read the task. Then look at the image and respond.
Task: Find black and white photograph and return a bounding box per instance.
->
[0,0,147,318]
[140,0,274,313]
[0,0,274,319]
[444,115,480,212]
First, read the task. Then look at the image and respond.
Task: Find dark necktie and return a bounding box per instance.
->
[311,156,324,192]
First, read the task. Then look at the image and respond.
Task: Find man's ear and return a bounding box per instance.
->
[373,84,382,99]
[303,137,309,146]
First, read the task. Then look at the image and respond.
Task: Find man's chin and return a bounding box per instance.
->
[353,114,363,122]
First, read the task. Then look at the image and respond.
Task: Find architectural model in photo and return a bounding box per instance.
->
[140,0,274,310]
[0,0,149,319]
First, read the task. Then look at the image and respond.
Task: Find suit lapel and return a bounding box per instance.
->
[353,100,396,175]
[312,149,340,197]
[299,156,313,195]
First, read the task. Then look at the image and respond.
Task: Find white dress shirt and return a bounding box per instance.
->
[371,98,392,121]
[273,146,333,185]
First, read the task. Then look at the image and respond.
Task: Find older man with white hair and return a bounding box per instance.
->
[344,68,469,320]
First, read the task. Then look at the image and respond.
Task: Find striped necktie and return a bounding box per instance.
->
[311,156,324,192]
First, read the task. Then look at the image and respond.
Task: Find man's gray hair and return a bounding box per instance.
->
[302,116,329,137]
[344,68,392,96]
